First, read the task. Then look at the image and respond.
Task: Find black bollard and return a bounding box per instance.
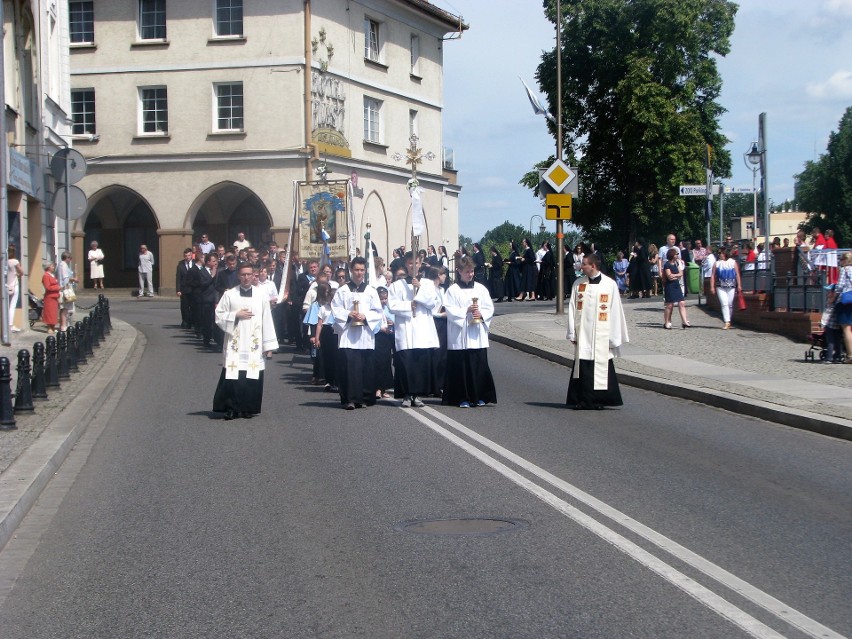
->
[45,336,60,388]
[30,343,48,399]
[67,326,79,372]
[99,294,112,332]
[95,305,106,341]
[14,349,35,412]
[90,310,101,348]
[75,321,88,365]
[57,330,70,379]
[0,357,16,429]
[83,317,94,356]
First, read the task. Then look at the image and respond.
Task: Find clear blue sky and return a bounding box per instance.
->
[438,0,852,242]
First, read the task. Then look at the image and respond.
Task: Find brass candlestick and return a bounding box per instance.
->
[350,299,366,326]
[470,297,483,325]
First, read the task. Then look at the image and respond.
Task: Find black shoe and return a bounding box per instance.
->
[238,412,253,419]
[223,409,237,420]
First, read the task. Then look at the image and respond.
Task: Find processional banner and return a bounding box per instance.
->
[296,180,350,261]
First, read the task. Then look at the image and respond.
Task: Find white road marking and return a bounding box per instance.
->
[407,405,845,639]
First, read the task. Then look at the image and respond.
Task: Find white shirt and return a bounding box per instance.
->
[331,282,382,349]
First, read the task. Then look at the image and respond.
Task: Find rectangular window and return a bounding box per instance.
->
[69,0,94,44]
[409,109,418,138]
[140,86,168,134]
[410,34,420,75]
[215,0,243,37]
[71,89,96,135]
[215,82,244,131]
[363,97,381,144]
[138,0,166,40]
[364,18,379,62]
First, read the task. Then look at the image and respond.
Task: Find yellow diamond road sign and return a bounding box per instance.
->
[542,159,576,193]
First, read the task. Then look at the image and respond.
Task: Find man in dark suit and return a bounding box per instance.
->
[188,252,219,348]
[176,248,195,328]
[294,259,319,351]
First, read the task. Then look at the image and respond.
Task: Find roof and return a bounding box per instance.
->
[398,0,469,32]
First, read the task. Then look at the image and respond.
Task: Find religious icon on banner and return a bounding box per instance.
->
[297,180,349,260]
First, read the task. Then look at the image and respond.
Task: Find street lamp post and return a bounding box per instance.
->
[744,141,760,246]
[529,214,545,240]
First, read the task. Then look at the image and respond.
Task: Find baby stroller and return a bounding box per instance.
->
[805,327,826,361]
[28,290,43,327]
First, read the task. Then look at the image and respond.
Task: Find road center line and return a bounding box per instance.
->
[411,406,842,639]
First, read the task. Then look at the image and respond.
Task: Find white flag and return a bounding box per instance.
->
[520,77,556,124]
[410,186,426,237]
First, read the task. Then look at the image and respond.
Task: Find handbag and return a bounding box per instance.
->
[839,290,852,305]
[62,285,77,303]
[737,292,747,311]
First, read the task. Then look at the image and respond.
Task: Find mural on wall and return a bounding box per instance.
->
[297,180,349,260]
[311,28,350,157]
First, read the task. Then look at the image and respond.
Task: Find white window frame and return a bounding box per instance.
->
[138,86,168,135]
[214,0,243,38]
[69,0,94,44]
[138,0,167,41]
[214,82,244,132]
[410,33,420,76]
[364,17,381,63]
[71,88,96,135]
[363,96,382,144]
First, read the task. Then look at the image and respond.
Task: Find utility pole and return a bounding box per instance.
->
[555,0,564,314]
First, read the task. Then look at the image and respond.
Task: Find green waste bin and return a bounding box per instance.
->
[685,262,701,295]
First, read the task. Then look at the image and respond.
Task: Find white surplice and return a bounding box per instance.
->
[215,287,279,379]
[330,282,382,349]
[443,282,494,350]
[566,273,628,390]
[387,277,439,351]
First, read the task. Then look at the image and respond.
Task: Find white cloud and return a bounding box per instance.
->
[825,0,852,17]
[806,70,852,98]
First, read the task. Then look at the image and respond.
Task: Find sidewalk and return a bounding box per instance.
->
[489,296,852,440]
[0,296,142,550]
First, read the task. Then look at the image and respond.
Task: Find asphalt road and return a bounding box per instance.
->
[0,300,849,639]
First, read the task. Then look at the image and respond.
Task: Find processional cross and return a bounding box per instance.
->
[392,134,435,255]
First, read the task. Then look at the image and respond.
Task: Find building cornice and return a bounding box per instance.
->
[72,59,444,110]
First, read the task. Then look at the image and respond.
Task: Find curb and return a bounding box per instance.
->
[489,332,852,442]
[0,319,143,551]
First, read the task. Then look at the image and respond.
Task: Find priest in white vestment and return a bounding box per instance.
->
[388,252,439,407]
[331,257,382,409]
[566,254,629,409]
[213,264,279,420]
[442,256,497,408]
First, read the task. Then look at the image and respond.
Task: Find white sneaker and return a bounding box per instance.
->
[10,327,21,333]
[412,398,425,408]
[400,398,412,408]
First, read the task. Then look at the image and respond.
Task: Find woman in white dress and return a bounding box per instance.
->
[6,246,23,332]
[88,241,105,289]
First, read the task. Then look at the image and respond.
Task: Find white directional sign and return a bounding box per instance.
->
[726,186,757,194]
[679,184,721,196]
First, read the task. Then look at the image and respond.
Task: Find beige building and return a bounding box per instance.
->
[3,0,73,328]
[69,0,465,293]
[731,210,809,247]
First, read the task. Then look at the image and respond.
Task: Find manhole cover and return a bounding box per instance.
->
[394,518,529,537]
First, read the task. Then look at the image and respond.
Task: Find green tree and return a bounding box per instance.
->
[530,0,737,250]
[457,234,473,250]
[795,106,852,244]
[479,221,528,261]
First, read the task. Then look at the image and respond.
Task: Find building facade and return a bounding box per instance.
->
[69,0,465,292]
[3,0,73,326]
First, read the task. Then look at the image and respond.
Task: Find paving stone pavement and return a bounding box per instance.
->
[0,301,128,476]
